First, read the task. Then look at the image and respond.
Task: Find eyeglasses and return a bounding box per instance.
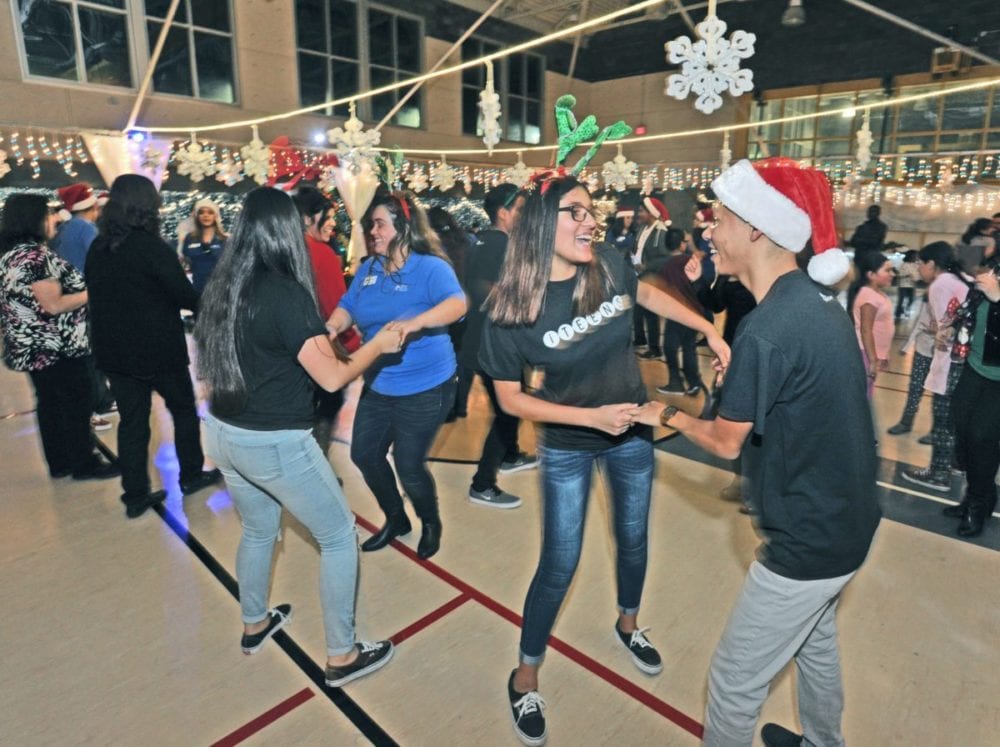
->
[558,204,597,223]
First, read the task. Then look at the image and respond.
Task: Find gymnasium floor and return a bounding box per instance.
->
[1,310,997,746]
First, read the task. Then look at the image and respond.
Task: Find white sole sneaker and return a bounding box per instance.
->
[325,642,394,687]
[613,628,664,675]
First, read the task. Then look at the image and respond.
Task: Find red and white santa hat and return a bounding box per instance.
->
[57,182,98,214]
[615,205,635,218]
[642,196,671,226]
[710,158,849,286]
[96,190,110,207]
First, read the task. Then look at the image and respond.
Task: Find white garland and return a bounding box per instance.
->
[720,131,732,170]
[479,61,502,155]
[855,109,873,172]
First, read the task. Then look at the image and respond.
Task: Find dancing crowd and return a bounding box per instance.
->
[1,160,998,746]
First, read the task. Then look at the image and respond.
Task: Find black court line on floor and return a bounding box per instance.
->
[655,436,1000,551]
[151,502,398,746]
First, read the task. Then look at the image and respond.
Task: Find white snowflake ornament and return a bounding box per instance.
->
[407,165,429,193]
[174,134,217,183]
[215,149,244,187]
[504,154,532,188]
[601,145,638,193]
[327,102,381,173]
[665,13,755,115]
[140,144,165,174]
[430,156,458,192]
[241,126,271,185]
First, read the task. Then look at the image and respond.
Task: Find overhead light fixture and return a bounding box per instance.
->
[781,0,806,27]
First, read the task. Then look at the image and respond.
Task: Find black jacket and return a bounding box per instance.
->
[85,229,199,376]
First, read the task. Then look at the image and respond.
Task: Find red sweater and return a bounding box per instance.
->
[306,235,361,352]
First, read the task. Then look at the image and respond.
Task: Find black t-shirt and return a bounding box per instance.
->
[215,272,327,430]
[460,228,508,371]
[479,245,650,451]
[719,270,881,580]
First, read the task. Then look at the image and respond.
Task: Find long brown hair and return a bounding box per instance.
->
[486,176,611,325]
[362,191,448,269]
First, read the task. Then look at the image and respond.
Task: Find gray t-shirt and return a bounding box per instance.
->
[719,270,881,580]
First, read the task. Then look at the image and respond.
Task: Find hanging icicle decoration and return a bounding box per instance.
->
[241,125,271,185]
[855,108,873,172]
[479,60,502,155]
[720,131,732,170]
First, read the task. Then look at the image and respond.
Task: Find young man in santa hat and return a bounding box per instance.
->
[632,196,672,358]
[633,158,881,747]
[51,182,116,427]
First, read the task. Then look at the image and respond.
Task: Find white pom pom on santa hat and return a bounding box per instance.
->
[711,158,850,286]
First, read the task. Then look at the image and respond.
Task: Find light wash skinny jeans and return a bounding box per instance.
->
[519,434,654,664]
[204,414,358,657]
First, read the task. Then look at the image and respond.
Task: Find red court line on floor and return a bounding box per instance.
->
[210,687,315,747]
[390,593,470,645]
[354,513,704,739]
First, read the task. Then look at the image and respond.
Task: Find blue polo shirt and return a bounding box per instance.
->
[51,216,98,272]
[339,253,464,396]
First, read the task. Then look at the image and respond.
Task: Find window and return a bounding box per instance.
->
[295,0,422,128]
[461,38,544,144]
[145,0,236,103]
[12,0,237,102]
[749,81,1000,177]
[16,0,133,87]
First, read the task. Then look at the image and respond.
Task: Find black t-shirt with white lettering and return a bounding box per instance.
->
[479,245,650,451]
[719,270,882,580]
[214,272,327,431]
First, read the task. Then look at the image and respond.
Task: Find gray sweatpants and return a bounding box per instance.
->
[702,561,856,747]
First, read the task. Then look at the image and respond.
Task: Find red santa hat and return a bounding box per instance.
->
[616,206,635,218]
[710,158,849,286]
[642,196,671,226]
[57,182,97,214]
[96,190,110,207]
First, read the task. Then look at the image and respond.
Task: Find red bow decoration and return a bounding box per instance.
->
[266,136,340,190]
[392,191,411,221]
[530,166,569,195]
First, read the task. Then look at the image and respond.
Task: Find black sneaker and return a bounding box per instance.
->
[656,382,685,395]
[72,455,120,481]
[180,468,223,496]
[685,384,702,396]
[614,621,663,675]
[124,489,167,519]
[507,671,546,746]
[499,453,539,474]
[886,422,911,435]
[761,722,803,747]
[901,467,950,492]
[241,604,292,655]
[325,640,394,687]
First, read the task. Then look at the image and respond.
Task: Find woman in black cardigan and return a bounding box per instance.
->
[85,175,220,518]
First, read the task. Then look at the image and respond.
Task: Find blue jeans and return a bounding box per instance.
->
[519,435,654,663]
[351,376,456,523]
[203,414,358,657]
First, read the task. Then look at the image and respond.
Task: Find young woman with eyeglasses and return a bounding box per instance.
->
[479,175,729,746]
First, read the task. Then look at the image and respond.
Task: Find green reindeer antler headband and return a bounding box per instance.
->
[554,95,632,174]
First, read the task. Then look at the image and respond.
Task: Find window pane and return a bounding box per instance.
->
[509,54,524,96]
[940,88,987,130]
[396,17,420,72]
[149,21,191,95]
[781,140,813,158]
[896,86,939,132]
[507,97,523,142]
[526,55,541,98]
[146,0,188,22]
[192,0,230,31]
[815,139,850,156]
[989,86,1000,128]
[89,0,126,7]
[370,66,395,121]
[752,100,782,141]
[816,94,854,137]
[894,134,933,154]
[80,8,131,86]
[461,39,481,86]
[194,31,234,102]
[368,10,393,66]
[462,88,481,135]
[395,99,420,128]
[525,99,541,144]
[855,90,890,139]
[782,97,816,140]
[986,131,1000,150]
[20,0,78,81]
[330,60,356,115]
[295,0,325,52]
[937,131,983,152]
[298,51,328,106]
[330,0,356,59]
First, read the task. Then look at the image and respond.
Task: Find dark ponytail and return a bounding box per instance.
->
[848,251,888,313]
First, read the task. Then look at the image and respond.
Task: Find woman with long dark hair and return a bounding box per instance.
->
[86,174,219,518]
[0,193,117,481]
[479,175,729,746]
[848,250,895,398]
[901,242,970,493]
[329,191,466,560]
[196,187,402,685]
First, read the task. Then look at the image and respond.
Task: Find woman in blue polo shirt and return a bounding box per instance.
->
[329,192,466,559]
